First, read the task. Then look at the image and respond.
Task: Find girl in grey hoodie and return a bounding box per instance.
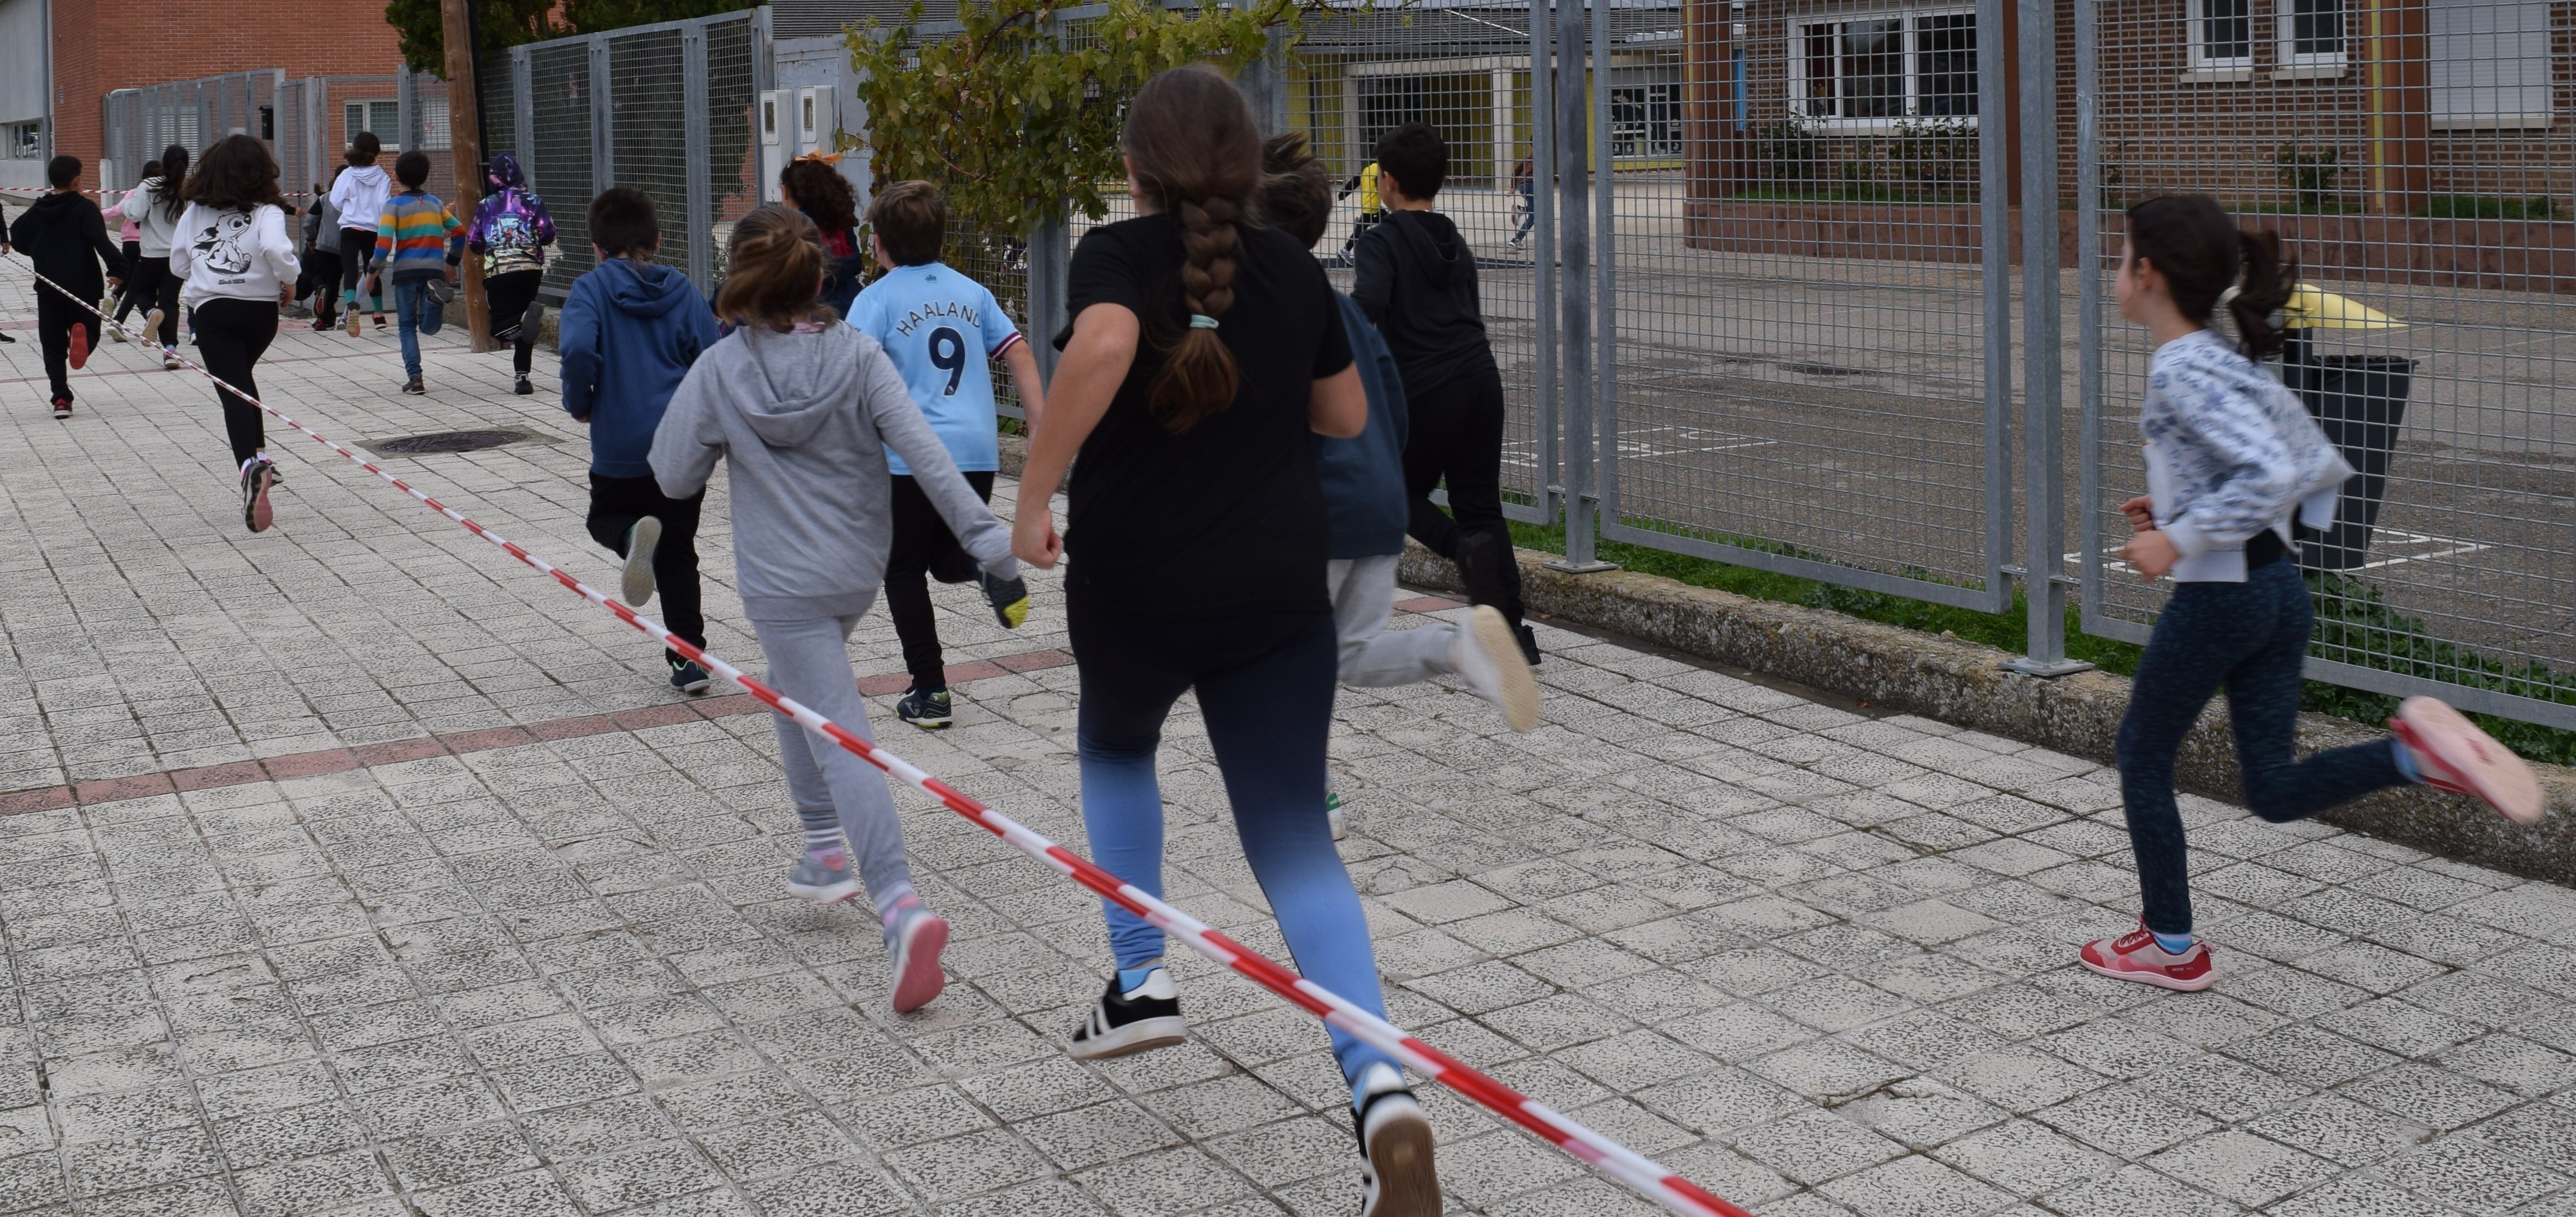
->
[651,206,1031,1014]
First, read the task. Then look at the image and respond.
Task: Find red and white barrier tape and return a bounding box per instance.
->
[12,264,1755,1217]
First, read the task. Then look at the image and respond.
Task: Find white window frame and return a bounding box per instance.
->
[2277,0,2348,71]
[2186,0,2256,71]
[1788,7,1982,131]
[1610,81,1685,158]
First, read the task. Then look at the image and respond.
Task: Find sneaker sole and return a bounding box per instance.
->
[1466,606,1541,733]
[1364,1106,1441,1217]
[2078,954,2216,992]
[900,712,954,730]
[623,517,662,607]
[890,915,949,1014]
[245,464,274,534]
[785,876,860,904]
[1067,1015,1189,1060]
[144,310,165,344]
[2394,698,2544,824]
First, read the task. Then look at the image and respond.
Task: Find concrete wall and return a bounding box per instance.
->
[0,0,46,131]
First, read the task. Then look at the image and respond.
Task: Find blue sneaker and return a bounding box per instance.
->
[896,686,952,730]
[668,657,711,695]
[787,849,859,904]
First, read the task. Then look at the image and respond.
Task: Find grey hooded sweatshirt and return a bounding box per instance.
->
[650,322,1017,622]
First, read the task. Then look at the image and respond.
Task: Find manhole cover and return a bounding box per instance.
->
[371,429,532,455]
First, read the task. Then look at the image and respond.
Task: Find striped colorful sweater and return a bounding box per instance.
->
[374,190,464,283]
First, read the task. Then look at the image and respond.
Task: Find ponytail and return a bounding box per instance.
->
[1123,65,1261,434]
[154,144,189,220]
[2126,194,2300,361]
[2229,230,2293,361]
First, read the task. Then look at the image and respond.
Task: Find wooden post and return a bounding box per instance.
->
[441,0,498,353]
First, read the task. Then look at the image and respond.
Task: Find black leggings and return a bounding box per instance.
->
[1402,362,1525,629]
[194,299,277,466]
[303,248,342,323]
[339,228,382,311]
[36,293,98,402]
[884,471,995,692]
[124,256,180,347]
[111,242,143,320]
[483,268,544,375]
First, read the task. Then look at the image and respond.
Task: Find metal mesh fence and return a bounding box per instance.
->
[609,27,694,279]
[527,43,599,295]
[705,14,766,284]
[2077,0,2576,727]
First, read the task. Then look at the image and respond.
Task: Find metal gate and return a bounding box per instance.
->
[2075,0,2576,728]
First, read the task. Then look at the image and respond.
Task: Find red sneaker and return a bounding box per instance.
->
[2080,920,2215,992]
[2392,697,2544,824]
[67,324,89,370]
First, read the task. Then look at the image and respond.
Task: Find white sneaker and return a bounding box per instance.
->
[1450,606,1540,732]
[1354,1063,1439,1217]
[621,517,662,606]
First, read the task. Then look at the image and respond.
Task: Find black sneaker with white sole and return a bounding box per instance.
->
[1067,967,1187,1059]
[896,687,953,730]
[667,657,712,695]
[1354,1064,1440,1217]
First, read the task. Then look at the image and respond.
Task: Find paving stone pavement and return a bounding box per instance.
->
[7,254,2576,1217]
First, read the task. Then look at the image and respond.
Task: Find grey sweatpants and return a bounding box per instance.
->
[1328,554,1458,687]
[753,607,914,912]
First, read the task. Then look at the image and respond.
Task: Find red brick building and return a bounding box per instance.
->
[3,0,406,184]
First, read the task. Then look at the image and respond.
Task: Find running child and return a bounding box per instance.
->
[103,144,188,368]
[1258,132,1538,747]
[845,179,1048,730]
[374,150,463,395]
[297,173,342,329]
[649,204,1031,1013]
[559,187,723,695]
[1353,121,1538,666]
[778,156,867,316]
[327,133,392,336]
[464,154,555,395]
[2084,194,2544,992]
[1013,66,1441,1216]
[168,134,301,533]
[104,159,155,341]
[9,154,126,419]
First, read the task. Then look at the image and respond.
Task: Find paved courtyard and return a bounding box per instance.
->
[6,255,2576,1217]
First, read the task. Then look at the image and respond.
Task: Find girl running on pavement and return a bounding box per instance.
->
[649,205,1031,1015]
[777,156,866,317]
[103,144,188,367]
[327,132,392,336]
[1012,65,1441,1217]
[168,134,300,534]
[466,153,555,394]
[2085,194,2544,993]
[104,159,156,340]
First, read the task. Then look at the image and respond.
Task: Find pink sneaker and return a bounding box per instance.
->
[885,899,949,1014]
[2391,697,2544,824]
[2080,920,2215,992]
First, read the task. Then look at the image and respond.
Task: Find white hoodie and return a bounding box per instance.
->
[169,203,300,308]
[107,179,187,258]
[328,164,392,236]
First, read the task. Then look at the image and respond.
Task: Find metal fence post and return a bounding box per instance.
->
[2074,0,2105,643]
[510,49,534,183]
[589,36,614,196]
[2003,0,2092,677]
[1528,0,1560,529]
[1029,221,1070,384]
[683,21,713,289]
[1546,0,1613,573]
[1582,0,1621,573]
[397,68,414,153]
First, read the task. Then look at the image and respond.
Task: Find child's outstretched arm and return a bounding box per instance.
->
[1001,340,1046,435]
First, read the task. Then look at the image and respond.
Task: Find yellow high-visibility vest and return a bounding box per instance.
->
[1359,162,1380,214]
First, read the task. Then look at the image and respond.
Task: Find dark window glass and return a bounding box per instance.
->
[2203,0,2254,60]
[1840,19,1906,118]
[1917,13,1979,115]
[2292,0,2343,54]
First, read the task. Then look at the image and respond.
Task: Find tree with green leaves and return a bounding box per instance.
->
[387,0,756,76]
[846,0,1337,242]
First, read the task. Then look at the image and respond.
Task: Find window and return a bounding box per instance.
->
[1794,10,1978,124]
[2189,0,2254,68]
[1611,83,1682,157]
[2281,0,2344,63]
[2431,0,2550,127]
[345,99,449,151]
[3,121,39,160]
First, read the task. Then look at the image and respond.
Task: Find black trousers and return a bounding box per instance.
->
[1401,362,1525,629]
[483,268,543,375]
[111,242,143,320]
[194,299,277,465]
[36,293,98,402]
[586,472,708,665]
[339,228,382,311]
[302,248,343,322]
[124,256,179,347]
[884,470,995,692]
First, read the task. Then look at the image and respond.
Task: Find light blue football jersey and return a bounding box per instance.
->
[847,261,1024,475]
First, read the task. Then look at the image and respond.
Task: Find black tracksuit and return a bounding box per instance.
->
[9,192,129,403]
[1350,208,1526,635]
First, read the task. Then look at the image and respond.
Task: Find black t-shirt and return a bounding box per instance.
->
[1057,213,1353,619]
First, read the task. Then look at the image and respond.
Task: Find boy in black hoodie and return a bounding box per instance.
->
[1351,122,1536,665]
[10,155,128,420]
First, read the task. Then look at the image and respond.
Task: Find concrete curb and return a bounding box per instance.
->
[1395,542,2576,885]
[1006,431,2574,883]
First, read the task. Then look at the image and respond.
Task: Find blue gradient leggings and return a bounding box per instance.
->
[1069,605,1399,1092]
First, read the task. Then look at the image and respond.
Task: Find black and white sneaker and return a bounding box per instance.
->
[896,687,953,730]
[514,375,535,396]
[239,457,276,533]
[621,516,662,606]
[667,657,712,695]
[1067,966,1187,1059]
[1354,1064,1440,1217]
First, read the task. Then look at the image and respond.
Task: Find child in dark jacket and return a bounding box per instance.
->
[10,155,128,419]
[1351,121,1538,667]
[559,187,724,694]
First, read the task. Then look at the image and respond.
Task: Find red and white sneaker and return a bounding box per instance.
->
[2391,697,2544,824]
[67,324,90,370]
[2079,920,2215,992]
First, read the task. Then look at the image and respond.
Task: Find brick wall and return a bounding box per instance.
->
[49,0,405,172]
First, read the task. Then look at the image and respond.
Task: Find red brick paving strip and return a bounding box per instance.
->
[1,648,1077,815]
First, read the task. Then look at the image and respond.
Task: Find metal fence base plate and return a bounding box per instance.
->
[1541,558,1622,575]
[1999,657,2097,678]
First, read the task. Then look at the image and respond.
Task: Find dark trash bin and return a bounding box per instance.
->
[2284,329,2415,572]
